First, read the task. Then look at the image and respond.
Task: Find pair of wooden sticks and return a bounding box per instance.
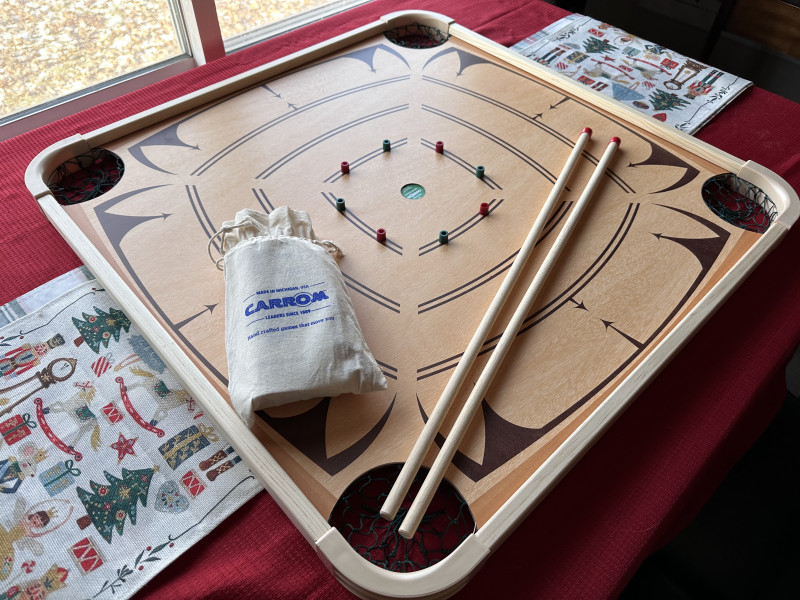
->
[380,128,621,539]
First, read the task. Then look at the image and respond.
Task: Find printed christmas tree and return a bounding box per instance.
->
[72,306,131,353]
[649,89,690,111]
[76,467,156,543]
[583,37,618,54]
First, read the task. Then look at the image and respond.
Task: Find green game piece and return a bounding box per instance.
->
[383,139,391,152]
[439,230,449,244]
[336,198,346,212]
[475,165,485,179]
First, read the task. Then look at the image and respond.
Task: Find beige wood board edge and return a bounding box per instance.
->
[35,193,332,545]
[739,161,800,229]
[380,10,456,31]
[317,529,489,600]
[25,135,93,200]
[477,220,789,549]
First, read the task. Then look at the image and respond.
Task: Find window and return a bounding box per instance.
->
[0,0,370,141]
[1,0,188,134]
[218,0,369,52]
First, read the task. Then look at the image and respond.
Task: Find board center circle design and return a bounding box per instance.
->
[401,183,426,199]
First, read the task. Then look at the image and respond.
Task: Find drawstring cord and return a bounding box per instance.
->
[207,223,248,270]
[208,224,343,270]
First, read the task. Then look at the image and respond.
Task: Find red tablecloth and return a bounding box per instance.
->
[1,1,798,598]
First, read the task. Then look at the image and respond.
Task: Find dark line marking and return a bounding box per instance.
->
[344,283,401,314]
[252,188,274,213]
[258,105,409,179]
[377,359,399,381]
[419,199,504,253]
[538,201,571,242]
[174,305,217,330]
[423,75,573,146]
[418,247,517,308]
[570,298,588,311]
[440,204,731,480]
[322,192,402,255]
[419,138,501,190]
[418,201,505,256]
[192,76,410,176]
[495,204,640,346]
[423,50,700,193]
[422,75,634,194]
[418,250,518,315]
[522,204,639,328]
[417,361,462,381]
[195,189,219,238]
[187,185,220,254]
[324,138,409,183]
[417,354,461,375]
[417,200,571,312]
[376,360,397,372]
[423,104,557,184]
[341,272,400,307]
[434,49,651,158]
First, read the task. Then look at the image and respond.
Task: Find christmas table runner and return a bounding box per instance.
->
[511,14,752,134]
[0,275,262,600]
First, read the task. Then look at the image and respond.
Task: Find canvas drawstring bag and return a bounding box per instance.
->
[209,207,386,426]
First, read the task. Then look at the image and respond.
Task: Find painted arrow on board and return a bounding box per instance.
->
[129,121,200,175]
[424,47,493,75]
[628,141,700,194]
[257,394,396,476]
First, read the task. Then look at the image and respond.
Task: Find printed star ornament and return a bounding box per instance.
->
[110,433,138,463]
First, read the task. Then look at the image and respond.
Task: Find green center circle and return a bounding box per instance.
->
[401,183,426,199]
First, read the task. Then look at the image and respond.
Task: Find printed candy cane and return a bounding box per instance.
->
[115,376,165,437]
[34,398,82,461]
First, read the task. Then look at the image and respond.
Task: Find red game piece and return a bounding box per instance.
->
[479,202,490,216]
[341,161,350,174]
[376,228,387,243]
[610,136,621,146]
[582,127,593,136]
[435,141,444,154]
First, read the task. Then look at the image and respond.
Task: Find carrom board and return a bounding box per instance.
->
[26,11,799,600]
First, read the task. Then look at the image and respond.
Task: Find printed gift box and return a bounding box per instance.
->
[0,413,37,446]
[158,424,218,470]
[39,460,81,496]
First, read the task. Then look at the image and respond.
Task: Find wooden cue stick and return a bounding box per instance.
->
[398,136,622,539]
[380,128,594,521]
